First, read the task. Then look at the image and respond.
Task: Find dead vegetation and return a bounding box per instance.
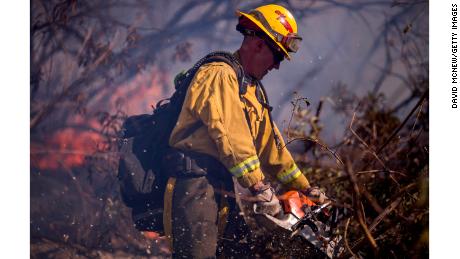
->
[284,86,428,258]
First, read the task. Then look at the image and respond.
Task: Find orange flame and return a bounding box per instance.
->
[31,65,171,170]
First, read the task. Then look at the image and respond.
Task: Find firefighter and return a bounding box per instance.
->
[163,4,327,258]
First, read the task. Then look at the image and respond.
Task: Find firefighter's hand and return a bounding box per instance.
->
[250,182,282,217]
[304,186,329,204]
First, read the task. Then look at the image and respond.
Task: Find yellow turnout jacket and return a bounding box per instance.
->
[169,54,310,190]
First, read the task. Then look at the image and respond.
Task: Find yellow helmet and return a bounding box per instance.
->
[237,4,302,60]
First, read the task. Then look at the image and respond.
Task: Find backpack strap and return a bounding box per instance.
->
[163,177,176,249]
[175,51,245,95]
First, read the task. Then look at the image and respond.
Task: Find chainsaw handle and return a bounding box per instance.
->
[291,215,319,233]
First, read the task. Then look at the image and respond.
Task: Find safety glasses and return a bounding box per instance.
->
[263,38,285,64]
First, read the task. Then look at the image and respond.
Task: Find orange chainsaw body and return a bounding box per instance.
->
[279,190,316,219]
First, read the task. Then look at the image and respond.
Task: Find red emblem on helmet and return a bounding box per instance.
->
[275,10,293,33]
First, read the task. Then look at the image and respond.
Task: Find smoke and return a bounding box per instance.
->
[31,65,170,170]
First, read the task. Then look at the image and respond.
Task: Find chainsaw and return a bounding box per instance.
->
[260,190,346,258]
[234,181,346,258]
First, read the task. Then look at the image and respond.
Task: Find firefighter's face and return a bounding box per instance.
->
[252,38,282,80]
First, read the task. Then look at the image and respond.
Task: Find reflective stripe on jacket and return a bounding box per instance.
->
[169,59,310,190]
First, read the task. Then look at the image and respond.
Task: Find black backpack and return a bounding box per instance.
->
[117,52,244,233]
